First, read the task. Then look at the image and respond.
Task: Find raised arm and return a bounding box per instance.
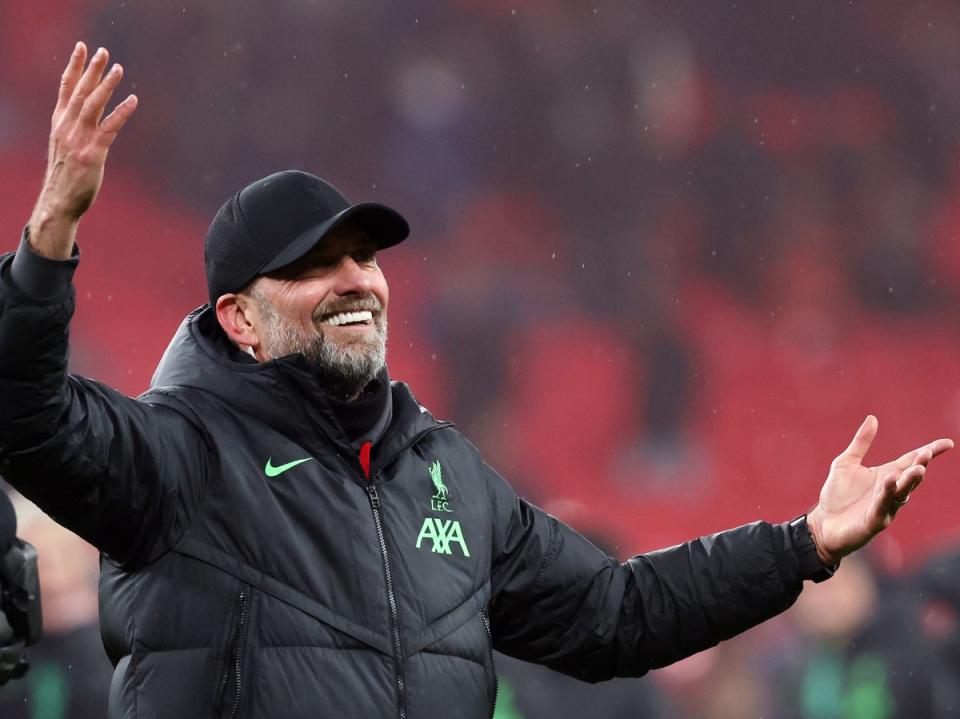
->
[28,42,137,259]
[0,44,202,567]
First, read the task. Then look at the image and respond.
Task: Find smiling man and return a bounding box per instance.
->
[209,173,398,402]
[0,43,953,719]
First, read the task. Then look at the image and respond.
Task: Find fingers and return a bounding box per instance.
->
[928,438,955,460]
[64,46,110,123]
[99,95,138,140]
[53,43,136,149]
[80,63,125,126]
[891,438,953,472]
[56,42,87,113]
[836,415,878,466]
[879,437,951,518]
[874,463,927,528]
[871,474,899,528]
[892,445,932,472]
[894,463,925,502]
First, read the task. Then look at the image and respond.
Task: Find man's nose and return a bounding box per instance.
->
[332,256,372,295]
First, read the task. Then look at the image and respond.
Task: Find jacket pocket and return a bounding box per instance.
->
[217,582,253,719]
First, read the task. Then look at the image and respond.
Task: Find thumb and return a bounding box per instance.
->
[836,415,878,466]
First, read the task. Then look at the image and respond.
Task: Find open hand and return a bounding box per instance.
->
[806,415,953,566]
[28,42,138,259]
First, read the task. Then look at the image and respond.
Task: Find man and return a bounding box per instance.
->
[0,42,951,719]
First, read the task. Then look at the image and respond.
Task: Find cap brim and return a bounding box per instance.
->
[259,202,409,275]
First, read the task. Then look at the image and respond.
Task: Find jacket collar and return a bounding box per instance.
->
[147,306,447,457]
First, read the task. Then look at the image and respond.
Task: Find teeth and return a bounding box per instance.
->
[322,310,373,326]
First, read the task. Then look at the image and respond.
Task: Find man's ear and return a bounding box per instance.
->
[215,292,260,355]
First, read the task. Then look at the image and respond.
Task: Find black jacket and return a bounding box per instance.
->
[0,238,813,718]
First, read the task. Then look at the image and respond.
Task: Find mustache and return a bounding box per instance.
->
[312,294,383,321]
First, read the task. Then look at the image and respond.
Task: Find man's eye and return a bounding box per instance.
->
[354,249,377,264]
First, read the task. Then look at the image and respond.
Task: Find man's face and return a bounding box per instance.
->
[244,224,389,399]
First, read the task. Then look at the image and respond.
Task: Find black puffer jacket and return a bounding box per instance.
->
[0,239,811,718]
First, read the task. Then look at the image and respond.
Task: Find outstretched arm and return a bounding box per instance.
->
[807,415,953,566]
[28,42,137,259]
[488,417,953,681]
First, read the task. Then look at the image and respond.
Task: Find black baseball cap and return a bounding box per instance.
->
[204,170,409,306]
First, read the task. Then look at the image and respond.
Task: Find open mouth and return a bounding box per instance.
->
[320,310,374,327]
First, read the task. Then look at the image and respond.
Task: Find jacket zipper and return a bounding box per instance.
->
[481,609,499,719]
[353,424,452,719]
[366,482,407,719]
[219,583,250,719]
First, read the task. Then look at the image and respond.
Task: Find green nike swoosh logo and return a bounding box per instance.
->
[264,457,314,477]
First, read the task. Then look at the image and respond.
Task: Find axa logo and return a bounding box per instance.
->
[429,460,452,512]
[416,460,469,556]
[416,518,470,557]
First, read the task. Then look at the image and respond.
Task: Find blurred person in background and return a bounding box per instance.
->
[492,649,675,719]
[0,490,112,719]
[655,642,769,719]
[914,549,960,717]
[764,553,936,719]
[0,40,954,719]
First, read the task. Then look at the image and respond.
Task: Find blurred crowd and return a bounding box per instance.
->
[492,546,960,719]
[3,0,960,716]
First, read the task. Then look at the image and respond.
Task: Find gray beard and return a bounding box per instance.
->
[254,291,387,400]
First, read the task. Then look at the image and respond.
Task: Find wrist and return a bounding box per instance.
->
[789,513,839,583]
[27,209,79,260]
[801,508,838,566]
[11,228,79,299]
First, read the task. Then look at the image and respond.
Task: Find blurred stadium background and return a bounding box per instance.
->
[3,1,960,717]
